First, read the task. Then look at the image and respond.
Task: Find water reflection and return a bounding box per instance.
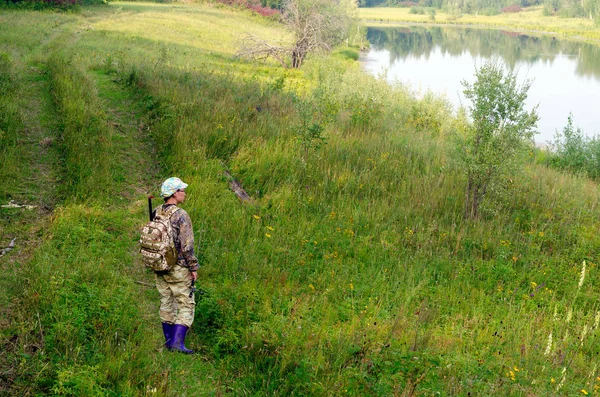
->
[367,26,600,80]
[362,26,600,142]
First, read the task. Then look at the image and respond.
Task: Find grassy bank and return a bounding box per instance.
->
[0,9,168,395]
[360,6,600,41]
[1,2,600,396]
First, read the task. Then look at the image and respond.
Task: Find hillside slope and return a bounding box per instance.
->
[1,3,599,396]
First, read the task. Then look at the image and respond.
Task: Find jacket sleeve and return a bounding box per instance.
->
[172,209,199,271]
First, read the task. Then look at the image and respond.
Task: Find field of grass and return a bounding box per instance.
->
[1,2,600,396]
[360,6,600,41]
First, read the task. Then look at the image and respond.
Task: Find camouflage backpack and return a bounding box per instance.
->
[139,205,180,272]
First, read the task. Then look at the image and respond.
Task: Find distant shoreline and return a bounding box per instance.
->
[362,19,600,45]
[359,7,600,44]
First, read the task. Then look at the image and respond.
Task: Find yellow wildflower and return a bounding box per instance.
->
[581,390,588,395]
[253,215,260,220]
[265,233,271,238]
[266,226,274,231]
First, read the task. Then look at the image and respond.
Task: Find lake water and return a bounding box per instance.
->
[360,26,600,144]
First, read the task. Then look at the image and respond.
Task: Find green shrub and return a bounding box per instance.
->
[543,114,600,179]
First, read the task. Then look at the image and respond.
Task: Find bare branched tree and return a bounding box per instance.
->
[238,34,290,68]
[238,0,357,68]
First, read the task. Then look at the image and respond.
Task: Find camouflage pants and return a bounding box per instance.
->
[155,264,195,328]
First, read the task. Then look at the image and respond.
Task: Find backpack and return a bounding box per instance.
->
[139,205,180,272]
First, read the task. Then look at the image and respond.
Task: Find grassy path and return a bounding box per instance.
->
[92,67,220,397]
[0,12,217,393]
[92,70,159,200]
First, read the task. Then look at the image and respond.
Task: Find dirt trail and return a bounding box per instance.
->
[93,70,161,199]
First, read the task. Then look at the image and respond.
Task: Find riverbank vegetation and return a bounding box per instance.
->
[542,113,600,179]
[2,2,600,396]
[359,0,600,24]
[360,5,600,41]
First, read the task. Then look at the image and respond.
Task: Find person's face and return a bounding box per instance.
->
[173,189,186,204]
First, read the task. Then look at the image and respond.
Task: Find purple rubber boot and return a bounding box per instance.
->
[162,323,174,349]
[170,324,194,354]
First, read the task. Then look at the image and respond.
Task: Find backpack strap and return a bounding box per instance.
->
[164,205,181,218]
[157,204,181,218]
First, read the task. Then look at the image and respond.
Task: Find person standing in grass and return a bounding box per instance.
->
[154,177,199,354]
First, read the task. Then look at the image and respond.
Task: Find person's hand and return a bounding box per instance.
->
[190,271,197,282]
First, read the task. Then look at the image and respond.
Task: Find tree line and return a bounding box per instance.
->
[359,0,600,22]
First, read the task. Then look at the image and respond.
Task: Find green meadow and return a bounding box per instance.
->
[1,2,600,396]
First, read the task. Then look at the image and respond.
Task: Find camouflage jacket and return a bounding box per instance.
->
[154,204,199,271]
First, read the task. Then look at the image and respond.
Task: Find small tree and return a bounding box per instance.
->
[238,0,357,68]
[459,60,539,219]
[548,113,587,173]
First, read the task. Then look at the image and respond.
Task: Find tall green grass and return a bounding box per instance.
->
[0,52,23,202]
[7,205,167,395]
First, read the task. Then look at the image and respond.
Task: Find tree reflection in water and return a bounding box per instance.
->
[366,26,600,80]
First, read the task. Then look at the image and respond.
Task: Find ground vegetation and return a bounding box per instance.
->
[1,3,600,396]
